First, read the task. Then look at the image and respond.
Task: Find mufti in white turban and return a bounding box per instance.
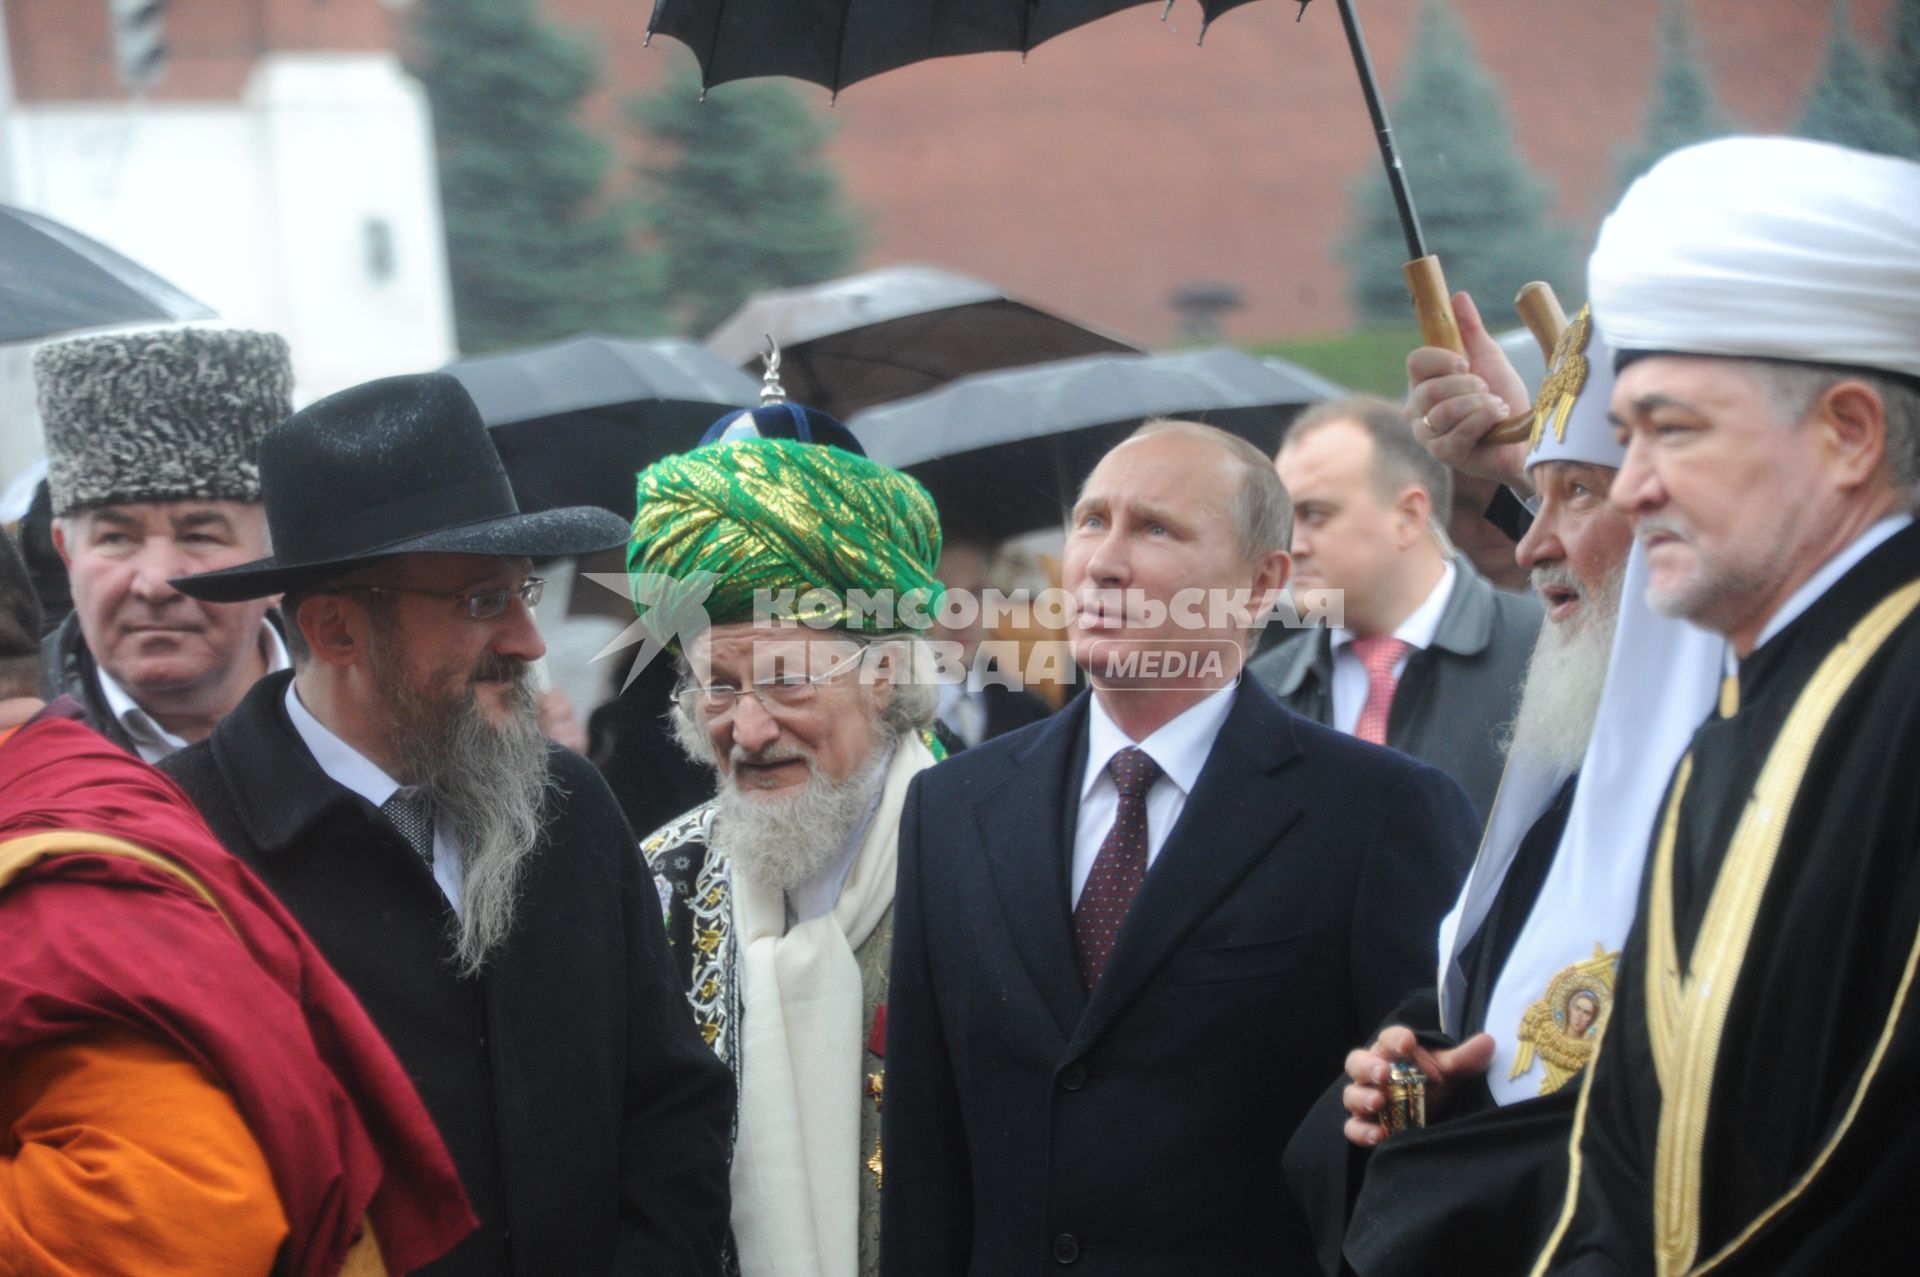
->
[1589,136,1920,380]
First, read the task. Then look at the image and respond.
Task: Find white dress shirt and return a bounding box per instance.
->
[284,681,465,915]
[1328,560,1457,736]
[98,621,290,764]
[1071,684,1236,908]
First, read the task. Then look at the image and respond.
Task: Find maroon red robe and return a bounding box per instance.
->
[0,711,475,1276]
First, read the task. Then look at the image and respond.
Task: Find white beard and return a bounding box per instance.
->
[1503,565,1624,773]
[712,741,895,894]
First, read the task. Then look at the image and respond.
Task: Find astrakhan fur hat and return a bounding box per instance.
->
[37,327,294,516]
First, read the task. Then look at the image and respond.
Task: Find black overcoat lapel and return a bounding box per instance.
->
[970,695,1093,1042]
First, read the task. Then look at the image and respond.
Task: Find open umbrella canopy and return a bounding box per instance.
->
[851,346,1341,539]
[444,334,759,521]
[647,0,1150,94]
[704,265,1140,419]
[647,2,1306,94]
[648,0,1465,351]
[0,204,215,343]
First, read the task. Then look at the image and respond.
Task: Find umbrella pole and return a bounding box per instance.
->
[1332,0,1464,355]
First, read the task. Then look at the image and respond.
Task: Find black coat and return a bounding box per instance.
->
[1249,558,1541,823]
[980,681,1053,741]
[1282,777,1581,1277]
[880,680,1478,1275]
[1542,522,1920,1275]
[163,672,734,1277]
[40,610,137,754]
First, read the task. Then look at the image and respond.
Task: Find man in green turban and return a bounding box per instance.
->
[629,436,945,1277]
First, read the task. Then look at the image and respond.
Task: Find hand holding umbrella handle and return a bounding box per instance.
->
[1403,255,1465,356]
[1483,280,1570,444]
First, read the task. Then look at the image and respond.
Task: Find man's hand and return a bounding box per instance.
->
[1406,291,1536,493]
[1341,1024,1496,1147]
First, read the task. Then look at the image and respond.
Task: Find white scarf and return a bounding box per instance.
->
[728,734,931,1277]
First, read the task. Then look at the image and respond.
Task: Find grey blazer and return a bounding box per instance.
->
[1248,559,1541,821]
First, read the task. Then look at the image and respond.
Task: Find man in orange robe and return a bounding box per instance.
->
[0,532,474,1276]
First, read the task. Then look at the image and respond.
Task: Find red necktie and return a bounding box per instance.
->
[1073,747,1163,991]
[1350,636,1412,745]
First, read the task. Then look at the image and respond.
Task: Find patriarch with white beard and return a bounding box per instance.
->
[1502,556,1625,774]
[1287,306,1659,1277]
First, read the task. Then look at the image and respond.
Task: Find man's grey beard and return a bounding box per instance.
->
[711,734,896,895]
[373,625,553,978]
[1502,561,1625,774]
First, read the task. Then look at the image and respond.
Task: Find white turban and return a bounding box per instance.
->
[1590,136,1920,381]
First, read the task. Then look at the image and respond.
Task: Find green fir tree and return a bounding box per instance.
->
[1885,0,1920,137]
[1341,0,1573,326]
[1796,0,1920,160]
[1616,0,1728,190]
[410,0,660,353]
[629,64,863,335]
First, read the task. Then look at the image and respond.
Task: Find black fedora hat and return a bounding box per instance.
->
[173,372,631,602]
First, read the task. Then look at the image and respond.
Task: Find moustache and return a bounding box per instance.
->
[1529,564,1584,600]
[1634,514,1692,544]
[471,655,533,687]
[730,742,813,770]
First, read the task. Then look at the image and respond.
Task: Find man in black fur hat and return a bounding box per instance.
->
[39,327,294,761]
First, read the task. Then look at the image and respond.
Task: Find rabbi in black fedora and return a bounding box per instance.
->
[161,373,734,1277]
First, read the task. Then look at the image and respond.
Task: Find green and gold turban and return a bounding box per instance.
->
[627,438,943,636]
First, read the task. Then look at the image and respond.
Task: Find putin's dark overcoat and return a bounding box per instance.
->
[880,680,1478,1274]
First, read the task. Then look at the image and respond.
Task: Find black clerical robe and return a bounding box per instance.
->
[1284,777,1578,1277]
[1539,521,1920,1276]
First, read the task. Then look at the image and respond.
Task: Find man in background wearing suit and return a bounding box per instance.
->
[1251,396,1541,820]
[880,419,1479,1274]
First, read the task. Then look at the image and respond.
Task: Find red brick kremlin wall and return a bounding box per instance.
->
[9,0,1895,345]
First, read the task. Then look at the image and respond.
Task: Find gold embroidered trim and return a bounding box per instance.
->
[642,803,735,1063]
[865,1071,885,1189]
[1646,578,1920,1276]
[1525,993,1614,1277]
[1692,867,1920,1271]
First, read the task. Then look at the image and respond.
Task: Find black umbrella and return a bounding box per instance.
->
[705,265,1141,419]
[851,346,1342,539]
[0,204,215,343]
[444,333,759,521]
[647,0,1466,354]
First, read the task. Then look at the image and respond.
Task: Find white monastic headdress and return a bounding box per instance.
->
[1524,308,1624,474]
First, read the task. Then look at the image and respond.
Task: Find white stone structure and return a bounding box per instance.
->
[0,47,454,489]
